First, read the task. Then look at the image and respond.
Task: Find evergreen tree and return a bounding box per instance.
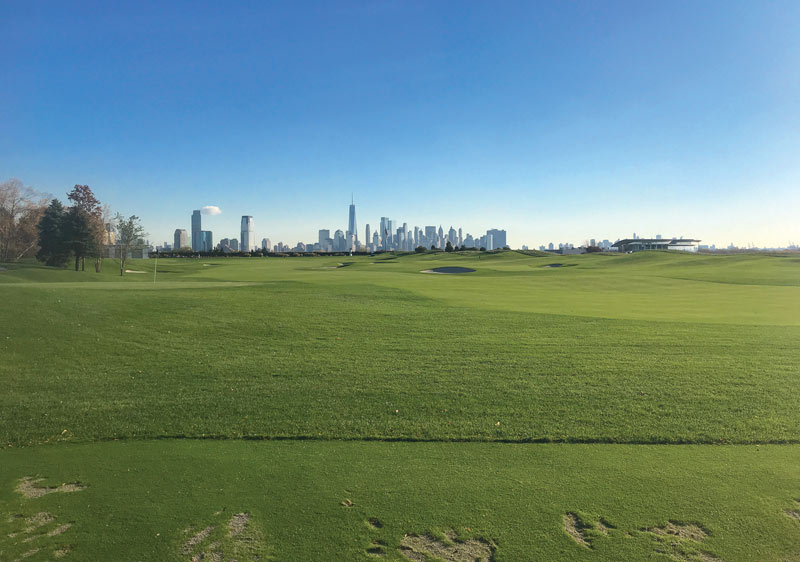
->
[445,241,454,252]
[36,199,70,267]
[65,185,102,271]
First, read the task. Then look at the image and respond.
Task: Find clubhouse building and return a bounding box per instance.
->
[612,238,700,253]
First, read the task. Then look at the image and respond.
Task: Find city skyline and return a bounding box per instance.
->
[149,195,800,253]
[173,200,511,254]
[3,3,799,248]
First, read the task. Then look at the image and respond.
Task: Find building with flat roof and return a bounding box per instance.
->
[613,238,700,253]
[174,229,187,250]
[240,216,254,252]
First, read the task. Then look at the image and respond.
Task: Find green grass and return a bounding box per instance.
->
[2,441,800,561]
[1,251,799,560]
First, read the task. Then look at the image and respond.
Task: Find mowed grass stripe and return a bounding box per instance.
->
[2,261,797,445]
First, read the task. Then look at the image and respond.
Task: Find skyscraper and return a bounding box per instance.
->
[191,210,202,251]
[240,216,254,252]
[201,230,213,252]
[380,217,390,250]
[347,196,357,244]
[486,229,507,249]
[174,229,187,250]
[364,224,370,248]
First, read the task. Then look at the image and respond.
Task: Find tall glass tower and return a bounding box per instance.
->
[347,195,357,245]
[191,210,202,251]
[240,216,254,252]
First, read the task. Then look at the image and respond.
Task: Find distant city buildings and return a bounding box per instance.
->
[174,199,514,255]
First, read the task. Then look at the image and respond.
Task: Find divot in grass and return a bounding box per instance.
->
[563,512,612,548]
[16,477,85,499]
[3,511,76,561]
[399,529,495,561]
[642,521,722,562]
[366,539,387,557]
[784,499,800,521]
[181,512,266,561]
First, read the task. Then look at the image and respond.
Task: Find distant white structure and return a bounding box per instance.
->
[240,216,254,252]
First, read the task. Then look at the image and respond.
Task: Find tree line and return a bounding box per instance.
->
[1,179,145,275]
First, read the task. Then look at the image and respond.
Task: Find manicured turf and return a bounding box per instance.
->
[1,251,799,560]
[1,252,798,445]
[2,440,800,561]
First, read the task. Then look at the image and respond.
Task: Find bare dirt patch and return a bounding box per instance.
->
[642,521,722,562]
[4,511,76,559]
[182,525,215,555]
[399,529,495,561]
[227,512,250,537]
[646,521,708,542]
[563,512,591,547]
[182,512,266,561]
[16,477,85,499]
[47,523,71,537]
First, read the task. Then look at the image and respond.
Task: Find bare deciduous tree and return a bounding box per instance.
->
[0,179,49,262]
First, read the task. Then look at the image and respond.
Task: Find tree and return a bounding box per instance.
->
[115,214,146,276]
[65,185,103,271]
[65,206,98,271]
[415,246,426,253]
[445,241,454,252]
[0,179,48,262]
[37,199,70,267]
[430,244,436,250]
[91,204,113,272]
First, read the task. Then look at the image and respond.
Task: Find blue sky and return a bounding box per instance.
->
[2,1,799,248]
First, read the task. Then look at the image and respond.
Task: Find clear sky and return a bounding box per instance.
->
[2,1,799,248]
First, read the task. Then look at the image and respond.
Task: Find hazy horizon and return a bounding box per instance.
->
[2,2,799,248]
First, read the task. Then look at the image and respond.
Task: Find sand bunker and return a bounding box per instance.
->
[420,267,476,274]
[16,477,85,499]
[399,529,495,561]
[124,269,147,274]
